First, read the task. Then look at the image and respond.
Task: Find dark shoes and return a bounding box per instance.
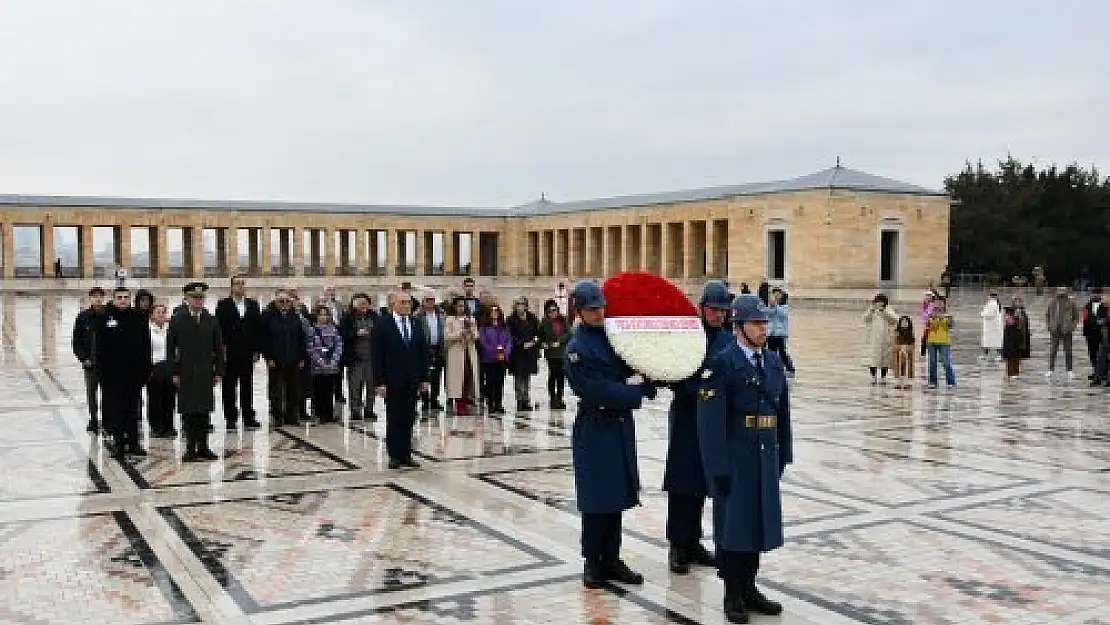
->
[689,542,716,566]
[724,579,750,623]
[128,445,148,457]
[243,419,262,430]
[388,458,421,470]
[669,541,716,574]
[582,557,644,588]
[183,448,219,462]
[86,419,99,434]
[550,399,567,410]
[669,544,690,574]
[742,580,783,616]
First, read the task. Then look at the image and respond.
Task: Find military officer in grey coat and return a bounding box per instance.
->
[697,294,793,624]
[564,280,657,588]
[168,282,225,462]
[663,280,733,574]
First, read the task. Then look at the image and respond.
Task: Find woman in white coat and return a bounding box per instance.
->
[444,297,482,415]
[980,293,1004,360]
[863,293,899,384]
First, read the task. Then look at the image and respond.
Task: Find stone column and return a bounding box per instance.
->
[41,222,55,279]
[323,227,336,277]
[225,228,239,277]
[354,229,367,275]
[640,222,650,274]
[79,224,95,279]
[415,230,426,276]
[293,227,305,277]
[118,225,131,276]
[259,227,272,276]
[444,230,455,276]
[684,221,696,280]
[189,226,204,279]
[705,222,717,278]
[1,222,14,280]
[154,225,169,279]
[385,229,397,277]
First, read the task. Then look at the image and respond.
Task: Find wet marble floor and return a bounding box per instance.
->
[0,293,1107,624]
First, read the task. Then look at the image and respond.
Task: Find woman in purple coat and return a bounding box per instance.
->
[477,305,512,415]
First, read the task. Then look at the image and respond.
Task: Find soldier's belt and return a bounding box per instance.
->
[743,415,777,429]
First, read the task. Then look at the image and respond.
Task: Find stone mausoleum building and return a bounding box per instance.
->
[0,165,949,289]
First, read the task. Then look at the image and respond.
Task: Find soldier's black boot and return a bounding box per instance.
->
[605,558,644,585]
[741,578,783,616]
[669,543,690,574]
[723,578,749,624]
[181,416,200,462]
[582,558,605,589]
[86,419,99,434]
[689,541,717,567]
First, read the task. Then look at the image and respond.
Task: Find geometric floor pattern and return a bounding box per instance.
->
[0,292,1108,624]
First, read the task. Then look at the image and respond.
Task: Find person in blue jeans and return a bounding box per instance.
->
[925,297,956,388]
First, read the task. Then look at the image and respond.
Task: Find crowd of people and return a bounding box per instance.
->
[71,275,575,467]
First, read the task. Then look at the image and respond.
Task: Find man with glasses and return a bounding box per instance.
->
[261,289,309,427]
[94,287,152,458]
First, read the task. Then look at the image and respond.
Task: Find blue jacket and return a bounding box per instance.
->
[663,325,732,496]
[767,304,790,337]
[565,323,653,514]
[697,342,793,552]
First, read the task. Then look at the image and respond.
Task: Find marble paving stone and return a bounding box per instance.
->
[0,442,109,501]
[0,511,197,624]
[763,520,1110,625]
[933,487,1110,559]
[782,438,1032,507]
[347,413,573,462]
[282,575,704,625]
[159,483,559,614]
[119,429,358,489]
[0,408,74,445]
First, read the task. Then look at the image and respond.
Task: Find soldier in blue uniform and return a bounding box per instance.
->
[697,294,793,624]
[663,280,733,574]
[565,280,657,588]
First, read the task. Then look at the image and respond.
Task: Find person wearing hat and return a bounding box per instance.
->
[697,294,793,623]
[564,280,656,588]
[168,282,224,461]
[662,280,732,575]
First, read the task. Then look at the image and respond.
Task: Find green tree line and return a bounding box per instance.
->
[945,157,1110,286]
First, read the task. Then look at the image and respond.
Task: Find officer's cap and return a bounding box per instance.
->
[183,282,209,297]
[571,280,605,310]
[699,280,731,309]
[730,294,770,323]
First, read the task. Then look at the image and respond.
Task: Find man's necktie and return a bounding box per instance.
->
[753,351,765,380]
[401,318,410,344]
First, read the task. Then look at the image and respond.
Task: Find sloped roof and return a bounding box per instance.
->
[0,166,944,218]
[513,166,945,216]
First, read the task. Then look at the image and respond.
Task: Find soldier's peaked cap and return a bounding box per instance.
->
[183,282,209,296]
[699,280,731,309]
[570,280,605,309]
[730,294,770,323]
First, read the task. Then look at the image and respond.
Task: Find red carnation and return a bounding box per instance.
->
[602,271,697,318]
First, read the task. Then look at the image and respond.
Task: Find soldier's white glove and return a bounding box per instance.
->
[626,374,645,385]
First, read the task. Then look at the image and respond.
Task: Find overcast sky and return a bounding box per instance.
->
[0,0,1106,208]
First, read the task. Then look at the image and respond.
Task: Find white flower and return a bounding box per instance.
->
[604,316,706,382]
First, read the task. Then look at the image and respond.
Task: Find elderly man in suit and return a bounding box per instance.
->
[169,282,225,461]
[415,288,447,413]
[372,289,430,470]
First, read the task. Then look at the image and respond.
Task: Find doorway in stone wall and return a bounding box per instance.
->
[880,229,900,284]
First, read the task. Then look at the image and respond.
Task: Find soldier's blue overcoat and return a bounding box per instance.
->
[697,341,793,552]
[565,323,651,514]
[662,325,733,496]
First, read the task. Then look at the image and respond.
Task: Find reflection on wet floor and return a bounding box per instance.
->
[0,293,1107,624]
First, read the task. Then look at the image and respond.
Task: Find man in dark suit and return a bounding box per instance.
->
[94,287,152,458]
[169,282,224,462]
[372,289,430,470]
[1082,288,1103,373]
[414,289,446,413]
[215,275,263,430]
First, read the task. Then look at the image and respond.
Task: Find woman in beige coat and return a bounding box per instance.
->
[444,297,481,415]
[863,293,899,384]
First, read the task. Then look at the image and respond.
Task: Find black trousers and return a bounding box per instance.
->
[482,362,507,408]
[312,374,337,421]
[1087,335,1101,369]
[422,346,444,407]
[102,382,141,448]
[384,387,418,462]
[222,357,256,424]
[182,412,212,452]
[547,359,566,400]
[766,336,795,373]
[718,550,761,582]
[146,364,176,434]
[334,363,345,400]
[666,494,706,542]
[581,512,622,560]
[267,364,302,425]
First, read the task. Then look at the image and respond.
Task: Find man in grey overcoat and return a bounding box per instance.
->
[169,282,225,462]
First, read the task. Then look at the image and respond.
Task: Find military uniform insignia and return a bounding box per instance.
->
[568,352,580,363]
[698,388,715,400]
[701,369,713,379]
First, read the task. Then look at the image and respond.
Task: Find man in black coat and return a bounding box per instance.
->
[72,286,107,433]
[215,275,263,430]
[373,289,429,470]
[94,287,152,458]
[1082,288,1103,373]
[261,289,308,427]
[169,282,224,461]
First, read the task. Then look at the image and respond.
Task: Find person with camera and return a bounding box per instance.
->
[925,296,957,388]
